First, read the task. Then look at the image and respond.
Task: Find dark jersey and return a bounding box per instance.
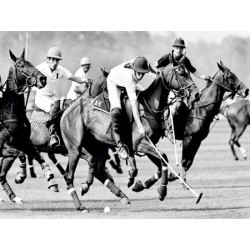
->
[156,52,196,73]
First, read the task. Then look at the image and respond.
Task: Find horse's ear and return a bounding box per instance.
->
[9,50,17,62]
[100,68,109,78]
[217,61,225,72]
[21,48,25,59]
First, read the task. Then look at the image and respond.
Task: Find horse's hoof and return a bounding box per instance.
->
[81,183,89,196]
[127,177,135,188]
[15,172,27,184]
[48,179,59,192]
[77,205,89,213]
[120,197,131,205]
[13,197,24,204]
[157,186,167,201]
[132,180,145,192]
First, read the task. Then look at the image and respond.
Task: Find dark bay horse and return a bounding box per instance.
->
[164,61,249,188]
[0,49,59,203]
[15,72,122,183]
[220,99,250,160]
[60,63,199,211]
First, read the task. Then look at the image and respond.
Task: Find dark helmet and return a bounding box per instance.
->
[172,37,186,48]
[131,56,150,73]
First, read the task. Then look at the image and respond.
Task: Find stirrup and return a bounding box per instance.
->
[118,143,129,160]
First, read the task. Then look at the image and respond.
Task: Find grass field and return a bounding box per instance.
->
[0,119,250,219]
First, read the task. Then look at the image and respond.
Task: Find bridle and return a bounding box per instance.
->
[139,65,196,120]
[195,69,243,109]
[0,59,41,123]
[11,59,41,94]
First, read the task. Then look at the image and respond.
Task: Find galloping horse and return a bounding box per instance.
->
[164,61,249,188]
[60,63,200,211]
[15,71,121,184]
[220,98,250,160]
[0,49,58,203]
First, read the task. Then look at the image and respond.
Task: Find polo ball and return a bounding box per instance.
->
[104,206,111,213]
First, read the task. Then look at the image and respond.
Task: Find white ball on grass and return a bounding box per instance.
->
[104,206,111,213]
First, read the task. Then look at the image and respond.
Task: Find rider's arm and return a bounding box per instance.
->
[155,54,170,69]
[69,75,89,84]
[192,70,210,81]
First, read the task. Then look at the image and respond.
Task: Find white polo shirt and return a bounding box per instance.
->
[108,60,140,99]
[66,67,88,100]
[36,61,72,97]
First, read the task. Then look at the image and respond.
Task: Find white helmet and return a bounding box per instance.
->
[47,47,63,60]
[80,57,91,66]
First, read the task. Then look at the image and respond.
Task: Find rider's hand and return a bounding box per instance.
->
[204,75,211,81]
[87,79,93,85]
[138,126,146,137]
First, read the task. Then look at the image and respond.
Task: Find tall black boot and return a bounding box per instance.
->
[111,107,129,160]
[47,101,60,147]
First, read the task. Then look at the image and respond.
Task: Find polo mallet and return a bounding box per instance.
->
[169,108,179,167]
[146,136,203,204]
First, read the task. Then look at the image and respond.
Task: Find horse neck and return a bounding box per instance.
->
[140,76,169,119]
[199,72,226,113]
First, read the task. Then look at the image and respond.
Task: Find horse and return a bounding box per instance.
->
[162,61,249,189]
[60,63,200,211]
[220,98,250,160]
[15,71,123,184]
[0,49,59,203]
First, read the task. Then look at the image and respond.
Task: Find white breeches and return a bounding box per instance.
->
[107,78,122,110]
[35,93,58,113]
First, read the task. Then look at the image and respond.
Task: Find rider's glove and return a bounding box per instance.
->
[138,126,146,137]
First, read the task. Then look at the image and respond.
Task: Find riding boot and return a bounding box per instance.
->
[111,107,129,160]
[47,101,60,147]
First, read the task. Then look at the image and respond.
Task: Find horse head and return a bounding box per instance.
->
[9,48,47,92]
[215,60,249,98]
[162,64,201,108]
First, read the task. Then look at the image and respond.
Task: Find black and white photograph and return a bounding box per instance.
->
[0,1,249,250]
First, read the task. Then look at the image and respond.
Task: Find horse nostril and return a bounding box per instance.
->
[195,92,201,101]
[40,76,47,85]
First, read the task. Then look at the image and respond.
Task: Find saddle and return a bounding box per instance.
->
[92,89,134,123]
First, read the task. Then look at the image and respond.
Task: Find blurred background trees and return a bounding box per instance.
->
[1,31,250,97]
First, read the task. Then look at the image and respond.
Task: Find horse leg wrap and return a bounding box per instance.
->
[67,185,85,211]
[41,163,54,181]
[157,167,168,201]
[144,173,161,189]
[105,179,124,198]
[2,181,16,201]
